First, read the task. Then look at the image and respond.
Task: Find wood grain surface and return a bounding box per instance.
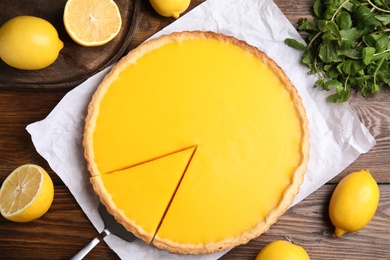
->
[1,0,389,259]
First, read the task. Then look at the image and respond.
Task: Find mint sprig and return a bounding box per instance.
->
[285,0,390,102]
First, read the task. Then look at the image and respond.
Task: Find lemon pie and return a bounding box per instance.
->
[83,31,310,254]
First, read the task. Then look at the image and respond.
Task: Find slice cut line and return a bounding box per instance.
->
[90,146,197,243]
[104,145,198,174]
[151,145,197,243]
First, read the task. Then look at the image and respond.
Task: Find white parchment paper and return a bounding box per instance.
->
[26,0,376,259]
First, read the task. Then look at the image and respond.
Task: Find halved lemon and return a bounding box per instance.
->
[63,0,122,46]
[0,164,54,222]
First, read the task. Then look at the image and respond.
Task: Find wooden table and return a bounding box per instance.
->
[1,1,389,259]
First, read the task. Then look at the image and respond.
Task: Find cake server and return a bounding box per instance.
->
[71,203,136,260]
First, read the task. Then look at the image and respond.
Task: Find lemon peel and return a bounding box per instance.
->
[329,169,380,237]
[149,0,191,19]
[256,240,310,260]
[0,16,63,70]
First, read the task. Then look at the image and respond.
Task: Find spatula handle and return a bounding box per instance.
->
[71,228,111,260]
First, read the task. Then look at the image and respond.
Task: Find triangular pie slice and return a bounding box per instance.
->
[90,146,196,243]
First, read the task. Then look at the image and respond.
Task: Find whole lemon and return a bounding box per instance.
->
[0,16,63,70]
[329,170,380,237]
[255,240,310,260]
[149,0,191,19]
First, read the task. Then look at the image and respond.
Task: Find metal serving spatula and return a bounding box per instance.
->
[71,203,137,260]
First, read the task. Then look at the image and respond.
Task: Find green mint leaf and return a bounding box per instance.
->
[336,11,352,30]
[375,61,389,81]
[324,65,341,78]
[322,9,335,21]
[284,38,308,51]
[362,34,377,47]
[340,49,362,59]
[339,27,364,48]
[327,90,351,103]
[372,52,390,61]
[373,0,386,8]
[362,47,376,64]
[340,59,366,75]
[362,33,389,52]
[318,20,342,42]
[319,40,342,63]
[302,49,315,68]
[324,79,344,92]
[315,78,326,89]
[312,0,323,17]
[353,5,383,29]
[322,1,340,20]
[373,57,387,84]
[375,34,389,52]
[298,19,319,32]
[350,75,371,85]
[360,84,371,97]
[375,14,390,26]
[341,1,355,12]
[372,83,381,93]
[360,81,380,96]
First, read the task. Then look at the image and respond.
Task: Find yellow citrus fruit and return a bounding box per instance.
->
[149,0,191,19]
[256,240,310,260]
[0,164,54,222]
[0,16,63,70]
[329,169,380,237]
[63,0,122,47]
